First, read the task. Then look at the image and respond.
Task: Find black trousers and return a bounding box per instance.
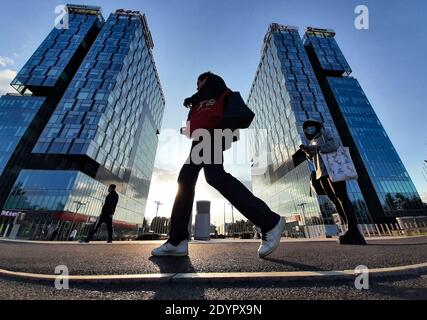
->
[319,176,359,232]
[168,138,281,245]
[86,215,113,242]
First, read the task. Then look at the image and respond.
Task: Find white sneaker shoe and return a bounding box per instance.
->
[258,218,285,258]
[151,240,189,257]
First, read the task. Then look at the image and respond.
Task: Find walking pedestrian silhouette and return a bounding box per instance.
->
[152,72,285,259]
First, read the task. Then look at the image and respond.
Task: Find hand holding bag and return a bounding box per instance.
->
[319,146,358,182]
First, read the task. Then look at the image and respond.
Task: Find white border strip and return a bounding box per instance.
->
[1,262,426,284]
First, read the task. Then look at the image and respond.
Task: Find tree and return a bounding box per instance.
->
[151,216,171,234]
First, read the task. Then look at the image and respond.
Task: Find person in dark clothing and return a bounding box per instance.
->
[49,226,59,241]
[81,184,119,244]
[152,72,285,258]
[300,119,366,245]
[183,72,227,109]
[180,72,240,149]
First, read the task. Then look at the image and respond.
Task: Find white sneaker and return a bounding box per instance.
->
[151,240,189,257]
[258,218,285,258]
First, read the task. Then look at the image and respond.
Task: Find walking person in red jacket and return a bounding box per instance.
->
[152,72,285,258]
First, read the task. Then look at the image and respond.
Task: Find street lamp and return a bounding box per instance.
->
[69,201,87,239]
[153,201,163,233]
[73,201,87,222]
[155,201,163,218]
[297,203,307,219]
[228,203,235,237]
[297,203,308,234]
[223,200,226,236]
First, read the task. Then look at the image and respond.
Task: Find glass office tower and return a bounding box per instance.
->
[247,23,424,238]
[303,27,424,222]
[0,4,104,225]
[248,24,371,238]
[0,6,165,240]
[0,95,47,175]
[11,5,104,96]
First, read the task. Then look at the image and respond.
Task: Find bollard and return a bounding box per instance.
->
[194,201,211,241]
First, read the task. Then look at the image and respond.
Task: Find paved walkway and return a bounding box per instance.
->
[0,236,426,277]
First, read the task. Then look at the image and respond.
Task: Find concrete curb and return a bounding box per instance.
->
[1,262,426,284]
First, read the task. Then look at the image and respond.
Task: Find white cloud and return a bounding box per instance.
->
[0,56,15,68]
[0,68,17,95]
[0,69,16,95]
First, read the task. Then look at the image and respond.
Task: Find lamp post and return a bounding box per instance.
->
[223,200,226,236]
[297,203,307,219]
[69,201,86,239]
[228,203,235,237]
[153,201,163,234]
[297,202,307,237]
[73,201,87,223]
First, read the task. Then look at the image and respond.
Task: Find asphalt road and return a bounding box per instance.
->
[0,237,427,276]
[0,274,426,300]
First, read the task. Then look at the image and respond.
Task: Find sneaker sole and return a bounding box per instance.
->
[258,218,286,259]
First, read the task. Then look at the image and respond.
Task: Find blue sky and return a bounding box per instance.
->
[0,0,426,223]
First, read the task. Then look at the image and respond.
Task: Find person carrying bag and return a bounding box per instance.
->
[183,75,255,139]
[152,72,285,259]
[185,88,232,136]
[319,146,358,183]
[299,119,366,245]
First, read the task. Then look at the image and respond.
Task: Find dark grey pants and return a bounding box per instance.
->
[86,215,113,242]
[319,176,359,232]
[168,139,280,245]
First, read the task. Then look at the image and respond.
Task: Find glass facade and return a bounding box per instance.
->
[252,161,331,237]
[247,24,373,236]
[33,12,165,181]
[0,5,104,214]
[11,5,104,95]
[0,95,46,175]
[31,11,165,224]
[248,24,358,236]
[4,170,145,225]
[0,7,165,240]
[248,25,336,170]
[327,77,423,216]
[303,27,425,221]
[303,28,351,76]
